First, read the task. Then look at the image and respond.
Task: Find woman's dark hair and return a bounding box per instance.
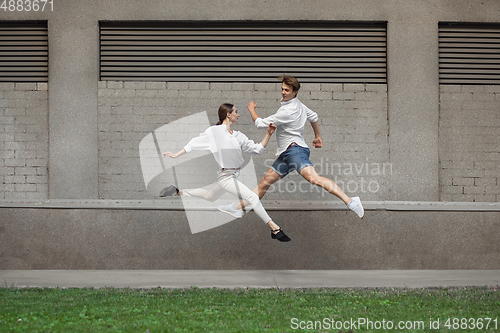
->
[217,103,234,125]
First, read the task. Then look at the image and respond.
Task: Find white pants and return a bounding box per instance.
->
[182,170,272,223]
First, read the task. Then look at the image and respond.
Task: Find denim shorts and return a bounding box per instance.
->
[271,145,313,178]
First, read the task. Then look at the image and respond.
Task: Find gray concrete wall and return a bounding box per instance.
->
[47,12,100,199]
[1,0,500,270]
[387,20,440,201]
[2,0,499,202]
[1,207,499,269]
[1,0,499,202]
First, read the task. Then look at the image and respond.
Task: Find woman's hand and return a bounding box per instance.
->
[163,149,186,159]
[267,123,277,135]
[260,123,277,148]
[163,151,177,158]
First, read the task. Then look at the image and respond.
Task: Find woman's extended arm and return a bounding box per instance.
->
[162,149,186,159]
[260,123,276,148]
[240,123,276,154]
[163,127,212,158]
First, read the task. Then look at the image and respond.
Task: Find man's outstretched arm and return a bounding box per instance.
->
[247,101,260,122]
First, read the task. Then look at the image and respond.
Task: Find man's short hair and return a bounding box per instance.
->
[278,75,300,92]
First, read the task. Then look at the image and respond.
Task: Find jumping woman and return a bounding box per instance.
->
[161,103,291,242]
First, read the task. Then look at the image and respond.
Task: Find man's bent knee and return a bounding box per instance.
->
[260,175,278,189]
[260,177,273,189]
[308,176,322,186]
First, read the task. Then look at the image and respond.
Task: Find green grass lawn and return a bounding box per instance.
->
[0,287,499,332]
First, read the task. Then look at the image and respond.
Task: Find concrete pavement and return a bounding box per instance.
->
[1,270,499,289]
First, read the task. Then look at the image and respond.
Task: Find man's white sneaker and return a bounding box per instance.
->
[347,196,364,218]
[217,203,243,218]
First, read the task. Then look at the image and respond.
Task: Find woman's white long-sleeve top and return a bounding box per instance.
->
[183,124,265,169]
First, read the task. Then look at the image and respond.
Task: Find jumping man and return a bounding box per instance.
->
[219,76,364,238]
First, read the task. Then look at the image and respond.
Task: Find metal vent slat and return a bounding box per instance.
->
[101,56,387,62]
[0,21,48,83]
[101,62,387,68]
[100,21,387,83]
[439,23,500,85]
[100,52,387,58]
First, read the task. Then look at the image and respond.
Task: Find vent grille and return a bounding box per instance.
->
[439,23,500,85]
[0,21,48,82]
[100,21,387,83]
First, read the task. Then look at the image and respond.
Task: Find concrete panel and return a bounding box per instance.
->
[387,20,440,201]
[47,9,99,199]
[1,208,499,270]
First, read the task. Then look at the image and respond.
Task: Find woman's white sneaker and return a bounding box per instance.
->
[217,203,243,218]
[347,197,364,218]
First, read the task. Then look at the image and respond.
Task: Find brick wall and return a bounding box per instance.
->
[4,81,496,203]
[98,81,390,201]
[0,83,49,199]
[439,85,500,202]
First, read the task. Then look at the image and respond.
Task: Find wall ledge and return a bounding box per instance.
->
[0,199,499,211]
